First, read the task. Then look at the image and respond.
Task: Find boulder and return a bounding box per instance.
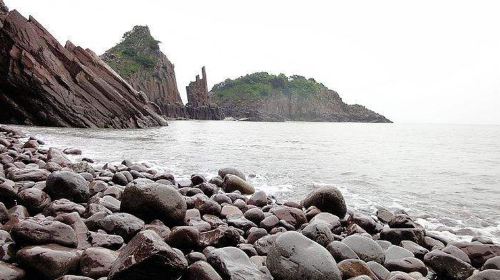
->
[167,226,200,250]
[326,241,359,261]
[467,270,500,280]
[86,212,144,241]
[337,259,379,279]
[222,174,255,195]
[267,231,341,280]
[342,235,385,264]
[185,261,223,280]
[7,168,50,181]
[45,171,90,203]
[218,168,246,180]
[207,247,269,280]
[248,191,268,207]
[11,218,78,247]
[16,244,82,279]
[380,228,425,246]
[424,250,474,280]
[302,186,347,218]
[108,230,188,280]
[301,222,335,247]
[385,257,428,276]
[121,182,186,225]
[80,247,119,278]
[482,256,500,270]
[0,261,25,280]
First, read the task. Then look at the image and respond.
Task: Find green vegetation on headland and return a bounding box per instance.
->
[104,25,160,78]
[211,72,328,102]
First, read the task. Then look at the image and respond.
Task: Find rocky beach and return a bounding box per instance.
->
[0,125,499,280]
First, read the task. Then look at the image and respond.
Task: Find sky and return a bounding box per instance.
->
[5,0,500,124]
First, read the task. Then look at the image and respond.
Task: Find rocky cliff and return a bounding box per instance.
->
[102,26,187,118]
[185,67,223,120]
[0,3,166,128]
[211,72,391,123]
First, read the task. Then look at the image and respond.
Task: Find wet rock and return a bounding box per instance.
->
[112,172,129,186]
[7,168,50,181]
[17,188,51,213]
[254,234,279,256]
[337,259,379,279]
[121,182,186,225]
[167,226,200,249]
[247,227,268,244]
[453,242,500,268]
[424,236,445,250]
[222,174,255,195]
[197,199,222,216]
[44,198,86,216]
[63,148,82,155]
[385,257,428,276]
[482,256,500,270]
[301,222,335,247]
[401,240,429,259]
[185,261,223,280]
[259,215,280,231]
[302,186,347,218]
[350,212,380,234]
[199,226,240,248]
[444,244,472,264]
[227,216,257,231]
[326,241,359,261]
[0,261,26,280]
[270,206,307,229]
[47,148,72,167]
[143,219,171,240]
[221,205,243,218]
[191,174,207,185]
[267,231,341,280]
[218,168,245,180]
[248,191,268,207]
[17,244,82,279]
[45,171,90,203]
[380,228,425,246]
[342,235,385,264]
[367,261,391,280]
[11,218,78,247]
[467,270,500,280]
[389,214,418,228]
[86,212,144,241]
[207,247,268,280]
[424,249,474,280]
[108,230,188,280]
[244,208,265,224]
[55,212,91,249]
[385,245,415,262]
[88,231,124,250]
[80,247,119,278]
[310,212,341,232]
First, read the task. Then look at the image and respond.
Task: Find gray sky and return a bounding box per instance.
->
[6,0,500,124]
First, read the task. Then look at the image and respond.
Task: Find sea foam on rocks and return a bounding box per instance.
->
[0,125,499,280]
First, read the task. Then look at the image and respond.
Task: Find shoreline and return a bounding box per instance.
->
[0,125,499,280]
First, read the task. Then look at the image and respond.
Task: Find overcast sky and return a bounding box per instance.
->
[6,0,500,124]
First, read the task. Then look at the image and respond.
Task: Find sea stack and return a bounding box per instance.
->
[185,67,224,120]
[0,4,166,128]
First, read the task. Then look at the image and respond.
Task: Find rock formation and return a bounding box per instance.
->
[101,26,187,119]
[185,67,223,120]
[211,72,391,123]
[0,3,166,128]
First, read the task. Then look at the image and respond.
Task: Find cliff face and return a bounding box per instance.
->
[211,72,391,123]
[0,5,166,128]
[185,67,223,120]
[102,26,186,118]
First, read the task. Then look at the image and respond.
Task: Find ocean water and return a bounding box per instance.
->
[14,121,500,243]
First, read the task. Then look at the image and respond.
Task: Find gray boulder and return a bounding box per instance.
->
[342,235,385,264]
[45,171,89,203]
[302,186,347,218]
[207,247,268,280]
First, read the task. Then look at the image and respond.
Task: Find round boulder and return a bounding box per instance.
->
[267,231,342,280]
[342,235,385,264]
[302,186,347,218]
[121,182,186,226]
[222,175,255,195]
[45,171,90,203]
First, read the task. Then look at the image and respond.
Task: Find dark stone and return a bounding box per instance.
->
[108,230,188,280]
[467,270,500,280]
[244,208,265,224]
[45,171,90,203]
[248,191,268,207]
[482,256,500,270]
[185,261,222,280]
[266,231,341,280]
[199,226,240,248]
[80,247,118,278]
[337,259,379,279]
[207,247,268,280]
[310,212,341,232]
[389,214,418,228]
[302,186,347,218]
[222,174,255,195]
[301,222,334,247]
[401,240,429,259]
[17,188,51,213]
[0,261,26,280]
[121,181,186,225]
[385,257,428,276]
[11,218,78,247]
[424,249,474,280]
[247,227,268,244]
[380,228,425,246]
[86,212,144,241]
[167,226,200,249]
[259,215,280,231]
[270,206,307,229]
[16,244,81,279]
[218,168,245,180]
[191,174,207,185]
[326,241,359,261]
[453,242,500,268]
[342,235,385,264]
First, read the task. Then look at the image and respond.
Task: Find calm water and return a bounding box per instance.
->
[14,121,500,242]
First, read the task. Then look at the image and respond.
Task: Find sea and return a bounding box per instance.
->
[13,121,500,243]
